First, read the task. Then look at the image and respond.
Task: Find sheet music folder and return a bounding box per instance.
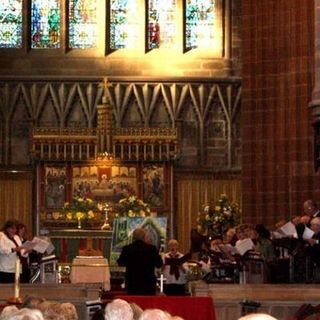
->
[164,253,192,266]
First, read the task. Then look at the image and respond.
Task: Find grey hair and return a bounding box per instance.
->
[138,309,171,320]
[105,299,133,320]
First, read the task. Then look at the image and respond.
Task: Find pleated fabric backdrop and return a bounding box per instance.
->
[0,171,33,233]
[176,178,241,253]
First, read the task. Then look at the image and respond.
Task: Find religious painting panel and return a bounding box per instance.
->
[72,165,137,205]
[45,166,67,209]
[142,164,165,208]
[0,0,22,48]
[110,216,167,265]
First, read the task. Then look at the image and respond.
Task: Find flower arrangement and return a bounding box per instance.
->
[116,195,151,218]
[62,197,102,223]
[197,194,239,237]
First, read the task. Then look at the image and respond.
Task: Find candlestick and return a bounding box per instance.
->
[14,259,20,300]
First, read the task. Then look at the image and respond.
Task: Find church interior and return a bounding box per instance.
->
[0,0,320,319]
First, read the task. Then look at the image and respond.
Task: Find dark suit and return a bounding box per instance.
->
[117,240,163,295]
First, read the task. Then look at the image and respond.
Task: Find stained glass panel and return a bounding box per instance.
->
[185,0,215,49]
[69,0,97,49]
[31,0,60,49]
[110,0,140,49]
[148,0,176,50]
[0,0,22,48]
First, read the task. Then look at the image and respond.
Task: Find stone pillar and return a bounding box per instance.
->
[309,0,320,124]
[309,1,320,170]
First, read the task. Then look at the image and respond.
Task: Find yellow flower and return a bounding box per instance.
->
[88,210,94,219]
[64,202,69,208]
[77,198,83,202]
[66,212,73,220]
[86,198,93,203]
[140,210,146,217]
[215,206,221,211]
[76,211,84,220]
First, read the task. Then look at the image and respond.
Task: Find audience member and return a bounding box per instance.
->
[117,228,163,295]
[139,309,171,320]
[0,305,19,320]
[162,239,189,296]
[60,302,78,320]
[12,308,44,320]
[238,313,278,320]
[129,303,143,320]
[104,299,133,320]
[21,295,46,309]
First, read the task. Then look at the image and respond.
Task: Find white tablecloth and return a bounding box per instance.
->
[70,256,110,290]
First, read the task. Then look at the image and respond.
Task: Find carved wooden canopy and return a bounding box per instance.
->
[32,78,179,162]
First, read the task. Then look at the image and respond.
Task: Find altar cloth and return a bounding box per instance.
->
[70,256,110,290]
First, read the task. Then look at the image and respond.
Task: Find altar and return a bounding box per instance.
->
[48,229,113,263]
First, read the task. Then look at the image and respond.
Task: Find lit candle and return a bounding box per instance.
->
[14,259,20,299]
[160,274,164,293]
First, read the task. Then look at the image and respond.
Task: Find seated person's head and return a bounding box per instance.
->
[238,313,278,320]
[210,237,223,251]
[168,239,179,254]
[0,305,19,319]
[291,216,302,226]
[22,295,46,309]
[310,217,320,234]
[60,302,78,320]
[300,215,311,225]
[303,199,318,216]
[139,309,171,320]
[255,224,271,240]
[224,228,236,244]
[132,228,146,242]
[105,299,133,320]
[18,308,44,320]
[236,225,246,240]
[244,224,257,240]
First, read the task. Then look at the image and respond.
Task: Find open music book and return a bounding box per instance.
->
[21,237,54,254]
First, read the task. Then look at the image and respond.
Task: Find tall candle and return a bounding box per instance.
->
[14,259,20,299]
[160,274,164,293]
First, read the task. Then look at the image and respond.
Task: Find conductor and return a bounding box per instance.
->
[117,228,163,295]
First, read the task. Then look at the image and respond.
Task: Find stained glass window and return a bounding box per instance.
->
[110,0,140,49]
[0,1,22,48]
[185,0,215,49]
[69,0,97,49]
[31,0,60,49]
[148,0,176,50]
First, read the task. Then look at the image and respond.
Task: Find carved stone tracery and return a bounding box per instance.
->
[0,78,241,169]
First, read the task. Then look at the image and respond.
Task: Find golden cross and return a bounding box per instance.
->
[98,77,112,102]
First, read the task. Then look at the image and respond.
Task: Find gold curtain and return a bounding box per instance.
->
[0,172,33,233]
[176,178,241,253]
